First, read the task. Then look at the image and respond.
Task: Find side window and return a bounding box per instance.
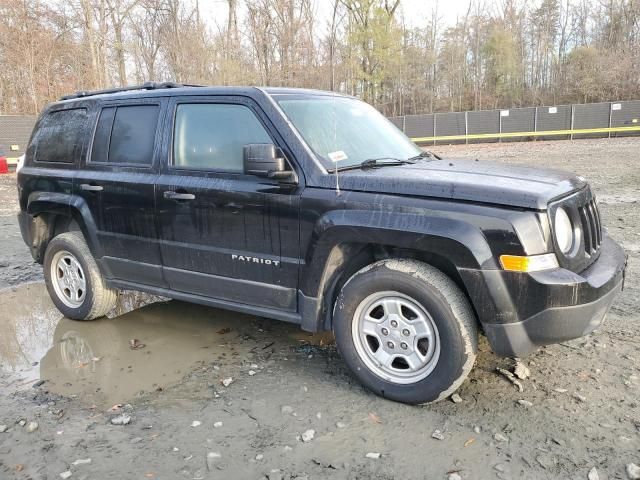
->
[173,103,271,172]
[90,107,115,163]
[34,108,88,163]
[90,105,159,165]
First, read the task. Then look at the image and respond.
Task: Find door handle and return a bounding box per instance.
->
[164,191,195,201]
[80,183,103,192]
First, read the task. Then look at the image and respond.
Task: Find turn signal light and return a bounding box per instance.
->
[500,254,559,272]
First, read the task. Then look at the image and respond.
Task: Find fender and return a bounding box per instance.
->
[298,208,504,331]
[301,209,498,295]
[26,191,103,259]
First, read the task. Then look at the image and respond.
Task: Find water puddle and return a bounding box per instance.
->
[0,283,60,386]
[0,283,333,406]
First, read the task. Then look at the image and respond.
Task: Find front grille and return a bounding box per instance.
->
[578,197,602,255]
[550,187,603,273]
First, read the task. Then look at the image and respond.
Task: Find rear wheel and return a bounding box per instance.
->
[44,232,117,320]
[333,259,478,404]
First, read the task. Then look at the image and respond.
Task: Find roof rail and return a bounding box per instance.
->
[59,81,204,101]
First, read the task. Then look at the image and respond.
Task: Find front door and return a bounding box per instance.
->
[155,97,300,311]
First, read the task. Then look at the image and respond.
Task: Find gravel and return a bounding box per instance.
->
[1,139,639,479]
[627,463,640,480]
[206,452,222,471]
[110,414,131,426]
[301,429,315,443]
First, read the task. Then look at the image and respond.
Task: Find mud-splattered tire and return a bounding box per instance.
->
[44,231,117,320]
[333,259,478,404]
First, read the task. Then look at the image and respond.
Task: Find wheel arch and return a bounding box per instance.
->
[300,236,484,333]
[25,192,101,263]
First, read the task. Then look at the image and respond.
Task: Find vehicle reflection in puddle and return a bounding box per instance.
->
[0,283,60,385]
[0,283,334,406]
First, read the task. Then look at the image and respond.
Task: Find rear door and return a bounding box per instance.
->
[155,96,301,311]
[76,98,166,287]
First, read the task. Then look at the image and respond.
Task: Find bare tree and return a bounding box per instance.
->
[106,0,140,86]
[130,0,164,81]
[1,0,640,116]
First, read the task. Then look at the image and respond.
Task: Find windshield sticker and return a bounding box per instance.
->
[328,150,348,162]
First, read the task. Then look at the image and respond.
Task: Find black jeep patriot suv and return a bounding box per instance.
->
[17,82,626,404]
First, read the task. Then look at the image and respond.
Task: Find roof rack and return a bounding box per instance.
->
[59,81,204,101]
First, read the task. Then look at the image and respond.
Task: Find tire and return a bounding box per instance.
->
[44,231,117,320]
[333,259,478,404]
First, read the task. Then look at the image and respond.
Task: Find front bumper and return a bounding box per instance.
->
[460,234,626,357]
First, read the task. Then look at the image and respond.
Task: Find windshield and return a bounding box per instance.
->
[276,95,421,170]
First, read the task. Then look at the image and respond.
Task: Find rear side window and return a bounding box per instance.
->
[91,104,159,165]
[90,107,116,162]
[173,103,271,172]
[34,108,88,163]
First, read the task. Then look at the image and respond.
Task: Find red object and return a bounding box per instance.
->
[0,157,8,174]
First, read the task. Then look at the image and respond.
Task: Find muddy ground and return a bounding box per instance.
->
[0,138,638,480]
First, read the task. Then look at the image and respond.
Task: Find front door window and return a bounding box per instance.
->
[173,103,271,172]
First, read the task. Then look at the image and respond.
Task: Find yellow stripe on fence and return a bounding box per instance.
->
[411,125,640,143]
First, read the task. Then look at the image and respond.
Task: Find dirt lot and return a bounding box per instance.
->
[0,138,638,480]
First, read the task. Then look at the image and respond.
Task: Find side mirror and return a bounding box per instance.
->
[243,144,293,180]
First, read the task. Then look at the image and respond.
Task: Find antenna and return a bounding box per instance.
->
[329,1,346,196]
[331,85,341,195]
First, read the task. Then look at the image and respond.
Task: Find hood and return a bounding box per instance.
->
[318,159,586,209]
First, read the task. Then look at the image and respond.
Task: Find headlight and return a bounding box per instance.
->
[16,154,25,173]
[554,207,573,254]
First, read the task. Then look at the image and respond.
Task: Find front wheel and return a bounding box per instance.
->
[333,259,478,404]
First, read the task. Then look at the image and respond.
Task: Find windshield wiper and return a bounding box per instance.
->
[407,150,440,161]
[329,157,415,173]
